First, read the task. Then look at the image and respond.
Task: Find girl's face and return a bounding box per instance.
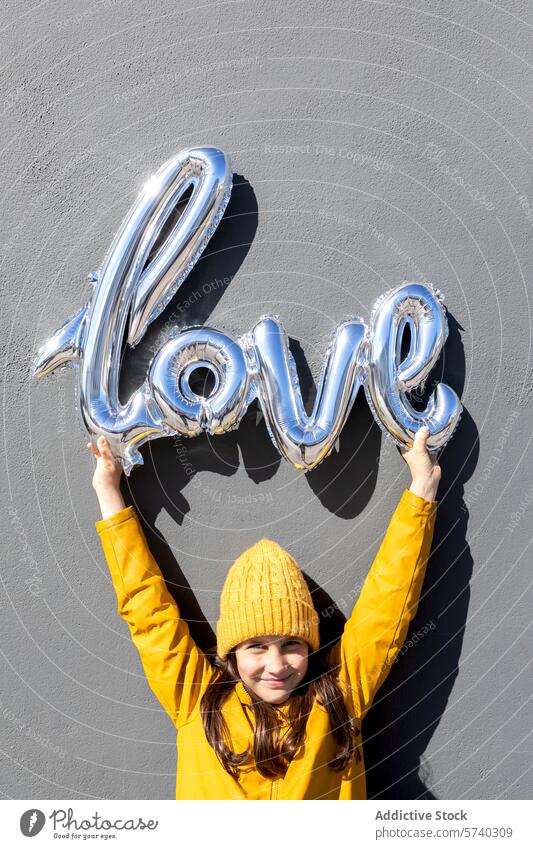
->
[234,635,309,704]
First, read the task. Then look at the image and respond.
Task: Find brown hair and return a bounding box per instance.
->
[200,644,361,781]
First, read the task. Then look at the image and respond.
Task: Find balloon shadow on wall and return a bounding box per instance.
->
[363,313,477,799]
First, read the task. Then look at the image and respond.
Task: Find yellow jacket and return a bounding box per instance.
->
[95,488,437,800]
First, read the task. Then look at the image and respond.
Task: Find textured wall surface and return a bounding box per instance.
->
[1,0,532,800]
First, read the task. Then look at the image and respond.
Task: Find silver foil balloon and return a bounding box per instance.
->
[32,147,233,474]
[249,316,367,470]
[32,147,462,474]
[364,282,462,452]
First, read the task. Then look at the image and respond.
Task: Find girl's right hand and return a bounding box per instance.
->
[87,436,124,493]
[399,425,441,502]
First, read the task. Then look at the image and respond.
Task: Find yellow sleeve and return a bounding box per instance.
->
[95,505,214,729]
[330,489,437,721]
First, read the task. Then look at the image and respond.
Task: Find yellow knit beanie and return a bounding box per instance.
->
[216,538,320,660]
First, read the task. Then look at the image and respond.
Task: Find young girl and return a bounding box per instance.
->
[88,426,440,800]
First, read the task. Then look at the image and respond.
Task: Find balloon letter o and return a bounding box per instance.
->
[148,327,250,436]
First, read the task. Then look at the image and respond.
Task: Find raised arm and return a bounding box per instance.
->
[330,426,440,720]
[89,437,213,729]
[331,488,437,720]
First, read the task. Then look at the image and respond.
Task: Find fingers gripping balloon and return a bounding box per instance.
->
[32,147,462,474]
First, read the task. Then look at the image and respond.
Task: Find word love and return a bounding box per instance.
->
[32,147,461,474]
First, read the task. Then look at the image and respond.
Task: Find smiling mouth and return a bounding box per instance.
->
[261,675,291,683]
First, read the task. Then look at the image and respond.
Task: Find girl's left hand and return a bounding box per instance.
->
[399,425,441,503]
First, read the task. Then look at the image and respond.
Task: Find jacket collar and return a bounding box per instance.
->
[235,680,252,704]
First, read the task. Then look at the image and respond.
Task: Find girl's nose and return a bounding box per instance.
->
[264,649,288,674]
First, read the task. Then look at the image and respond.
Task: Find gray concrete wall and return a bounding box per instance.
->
[1,0,532,800]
